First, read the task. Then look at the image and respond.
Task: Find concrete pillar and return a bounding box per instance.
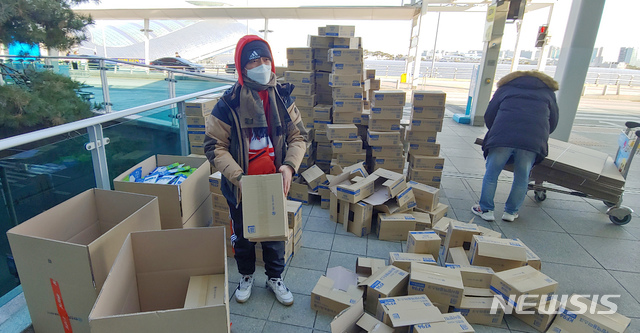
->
[470,1,509,126]
[552,0,605,142]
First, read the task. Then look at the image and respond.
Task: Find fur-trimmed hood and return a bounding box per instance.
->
[497,70,559,91]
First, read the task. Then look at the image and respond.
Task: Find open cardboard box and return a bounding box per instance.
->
[7,189,161,333]
[89,227,229,333]
[330,298,393,333]
[113,155,211,230]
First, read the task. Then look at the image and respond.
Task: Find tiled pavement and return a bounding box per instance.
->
[227,115,640,333]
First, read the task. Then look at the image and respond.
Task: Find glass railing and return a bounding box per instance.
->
[0,55,234,299]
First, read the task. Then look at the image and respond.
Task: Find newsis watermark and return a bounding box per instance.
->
[490,294,621,315]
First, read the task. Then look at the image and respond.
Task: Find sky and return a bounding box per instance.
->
[77,0,640,64]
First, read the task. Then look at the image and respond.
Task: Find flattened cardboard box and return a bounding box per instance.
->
[113,154,210,230]
[89,227,230,333]
[408,262,464,307]
[412,313,474,333]
[376,295,444,333]
[489,266,558,310]
[8,189,161,333]
[359,266,410,314]
[242,174,288,241]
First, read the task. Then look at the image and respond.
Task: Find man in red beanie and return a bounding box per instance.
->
[203,35,307,305]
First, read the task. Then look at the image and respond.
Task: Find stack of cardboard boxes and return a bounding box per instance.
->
[406,91,446,188]
[367,91,407,174]
[185,98,219,155]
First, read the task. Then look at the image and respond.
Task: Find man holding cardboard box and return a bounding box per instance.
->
[204,35,307,306]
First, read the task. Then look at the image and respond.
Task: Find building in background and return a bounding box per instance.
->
[618,47,637,67]
[591,47,604,67]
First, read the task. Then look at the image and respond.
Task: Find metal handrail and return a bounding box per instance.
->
[0,54,237,83]
[0,85,230,151]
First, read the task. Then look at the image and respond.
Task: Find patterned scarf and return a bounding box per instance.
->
[239,72,284,139]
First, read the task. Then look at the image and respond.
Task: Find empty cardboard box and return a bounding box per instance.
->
[242,174,288,241]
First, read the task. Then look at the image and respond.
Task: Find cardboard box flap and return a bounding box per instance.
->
[330,298,364,333]
[356,257,386,277]
[184,274,226,308]
[475,236,527,262]
[357,313,394,333]
[459,296,494,309]
[463,287,494,298]
[378,295,444,328]
[359,266,409,293]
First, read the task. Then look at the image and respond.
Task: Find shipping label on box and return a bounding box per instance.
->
[370,106,404,120]
[326,124,358,140]
[372,91,406,107]
[329,74,362,87]
[242,174,288,241]
[410,155,445,170]
[332,62,363,75]
[364,79,381,91]
[412,106,446,120]
[408,262,465,307]
[409,143,441,156]
[308,35,334,48]
[490,266,558,310]
[407,231,441,256]
[288,59,314,71]
[360,265,410,314]
[367,130,401,146]
[287,47,313,60]
[329,49,364,63]
[369,119,401,131]
[325,25,356,37]
[413,90,446,107]
[332,86,364,99]
[389,252,436,272]
[370,144,404,158]
[333,99,364,113]
[411,119,443,132]
[469,236,527,272]
[285,70,315,84]
[291,94,316,108]
[185,98,217,117]
[291,82,315,96]
[332,139,363,154]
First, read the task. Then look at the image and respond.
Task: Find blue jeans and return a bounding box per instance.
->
[479,147,537,214]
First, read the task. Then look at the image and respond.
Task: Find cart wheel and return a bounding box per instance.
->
[534,190,547,202]
[609,214,632,225]
[603,201,616,208]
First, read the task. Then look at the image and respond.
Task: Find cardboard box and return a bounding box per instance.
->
[408,262,464,307]
[332,139,363,154]
[410,211,432,230]
[325,123,358,141]
[428,203,448,222]
[377,213,417,241]
[332,86,364,99]
[291,94,316,108]
[469,236,527,272]
[285,70,315,84]
[432,217,454,244]
[372,91,406,107]
[370,106,403,120]
[364,79,381,91]
[314,119,332,131]
[212,208,229,226]
[360,266,410,314]
[315,58,333,72]
[412,313,474,333]
[367,130,401,146]
[447,247,470,265]
[113,155,211,230]
[332,62,363,75]
[372,157,405,172]
[184,274,226,308]
[453,296,504,327]
[443,221,482,255]
[370,144,404,158]
[329,74,362,87]
[333,99,364,113]
[356,257,386,278]
[389,252,436,271]
[211,192,228,211]
[549,295,631,333]
[185,98,217,117]
[458,266,495,289]
[302,164,329,192]
[376,295,444,333]
[291,82,315,96]
[208,171,223,194]
[88,227,230,333]
[369,119,401,132]
[186,116,206,128]
[325,25,356,37]
[332,111,362,124]
[288,59,314,71]
[182,193,211,227]
[490,266,558,310]
[409,143,441,156]
[408,168,442,185]
[336,173,378,203]
[329,49,364,63]
[311,273,364,316]
[517,240,541,270]
[7,190,161,333]
[407,231,441,256]
[365,69,376,80]
[478,225,502,239]
[190,144,205,155]
[412,106,446,120]
[410,155,445,170]
[287,47,313,60]
[287,200,303,237]
[412,90,446,107]
[330,298,394,333]
[288,178,310,204]
[332,37,359,49]
[512,300,560,332]
[406,130,437,144]
[337,153,367,165]
[410,119,443,132]
[407,181,440,212]
[241,174,288,241]
[313,104,332,120]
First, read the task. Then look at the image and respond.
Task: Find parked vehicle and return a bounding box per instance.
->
[150,57,205,73]
[225,63,236,74]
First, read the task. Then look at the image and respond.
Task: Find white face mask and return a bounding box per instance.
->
[246,64,272,85]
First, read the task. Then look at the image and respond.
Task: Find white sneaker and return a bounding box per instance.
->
[502,212,519,222]
[235,275,253,303]
[472,204,495,221]
[266,278,294,306]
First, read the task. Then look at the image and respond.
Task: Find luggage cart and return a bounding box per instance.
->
[530,121,639,225]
